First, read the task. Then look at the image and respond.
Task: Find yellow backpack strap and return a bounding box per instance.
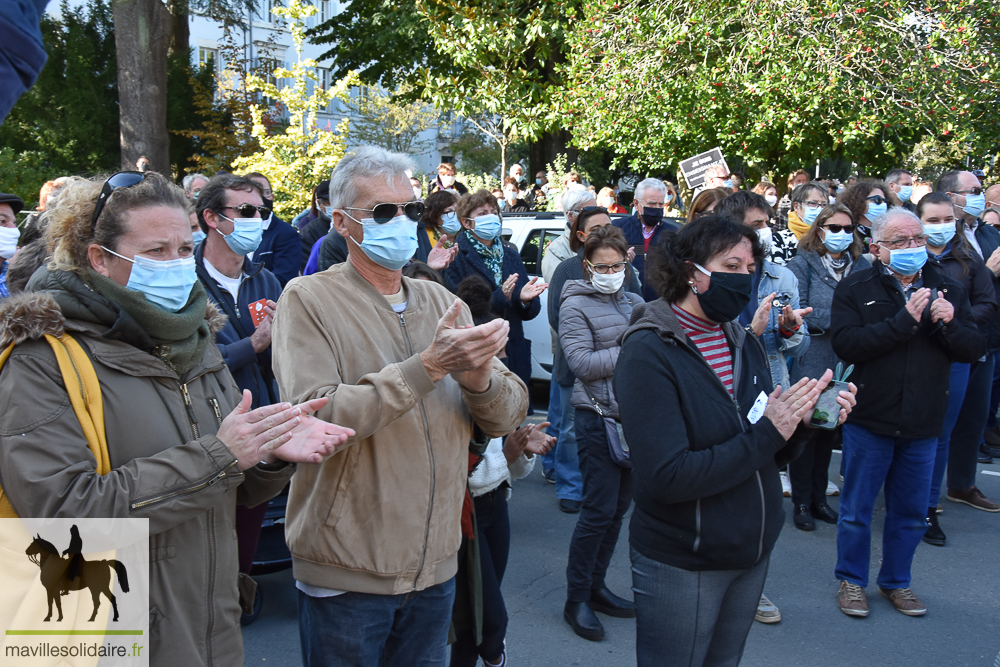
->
[0,334,111,518]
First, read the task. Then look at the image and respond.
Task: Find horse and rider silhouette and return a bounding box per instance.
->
[24,524,130,623]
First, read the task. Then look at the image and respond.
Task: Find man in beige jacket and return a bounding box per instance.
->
[271,146,529,666]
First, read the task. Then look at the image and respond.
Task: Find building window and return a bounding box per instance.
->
[319,0,330,23]
[198,47,217,72]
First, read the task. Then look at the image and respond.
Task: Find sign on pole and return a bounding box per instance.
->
[679,147,729,190]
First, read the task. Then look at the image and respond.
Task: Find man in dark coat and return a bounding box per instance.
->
[246,172,300,288]
[613,178,681,302]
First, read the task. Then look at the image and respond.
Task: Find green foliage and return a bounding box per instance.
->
[347,87,440,155]
[0,0,119,182]
[167,49,219,177]
[561,0,1000,177]
[231,0,358,219]
[903,137,971,182]
[449,129,501,177]
[457,172,502,194]
[0,149,57,211]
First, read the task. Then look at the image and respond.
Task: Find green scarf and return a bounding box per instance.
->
[466,230,505,285]
[86,269,211,377]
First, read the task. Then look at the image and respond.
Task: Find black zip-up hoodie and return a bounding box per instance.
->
[614,299,805,572]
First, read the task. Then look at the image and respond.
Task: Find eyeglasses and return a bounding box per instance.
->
[585,259,627,274]
[823,224,855,234]
[90,171,148,232]
[865,195,887,205]
[953,187,984,196]
[218,204,271,218]
[877,235,927,250]
[801,200,827,208]
[344,202,424,224]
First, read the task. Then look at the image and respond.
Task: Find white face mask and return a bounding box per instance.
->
[756,226,773,250]
[764,194,778,207]
[0,226,20,259]
[591,269,626,294]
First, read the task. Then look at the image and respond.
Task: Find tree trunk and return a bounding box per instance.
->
[527,129,577,176]
[113,0,173,173]
[167,0,189,58]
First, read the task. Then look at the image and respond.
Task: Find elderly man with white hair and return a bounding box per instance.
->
[614,178,681,301]
[830,207,985,619]
[271,146,529,666]
[183,172,209,201]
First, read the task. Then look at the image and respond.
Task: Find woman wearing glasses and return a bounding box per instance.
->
[0,172,351,665]
[444,190,548,392]
[837,180,901,243]
[786,204,871,530]
[787,180,832,241]
[917,193,999,545]
[558,225,643,641]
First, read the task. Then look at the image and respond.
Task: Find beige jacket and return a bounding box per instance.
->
[0,280,294,667]
[272,261,528,595]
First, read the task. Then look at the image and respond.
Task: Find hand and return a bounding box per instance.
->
[987,246,1000,277]
[627,247,636,262]
[930,290,954,323]
[218,392,333,470]
[751,293,775,338]
[763,373,827,440]
[270,407,356,465]
[502,422,555,465]
[836,382,858,426]
[519,276,548,303]
[427,237,459,271]
[502,274,518,300]
[904,287,931,323]
[249,300,277,353]
[778,305,813,333]
[420,299,509,384]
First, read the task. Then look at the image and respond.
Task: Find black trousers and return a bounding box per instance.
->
[789,427,836,506]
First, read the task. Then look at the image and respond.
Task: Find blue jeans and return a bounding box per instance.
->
[298,578,456,666]
[836,424,936,589]
[632,548,769,667]
[929,363,970,507]
[555,382,583,501]
[542,379,561,472]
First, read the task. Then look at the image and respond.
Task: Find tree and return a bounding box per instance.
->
[560,0,1000,177]
[347,86,440,155]
[231,0,358,220]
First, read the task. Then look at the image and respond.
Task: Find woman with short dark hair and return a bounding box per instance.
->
[615,215,856,667]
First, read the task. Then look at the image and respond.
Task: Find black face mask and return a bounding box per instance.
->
[262,197,274,210]
[641,207,663,226]
[693,264,754,323]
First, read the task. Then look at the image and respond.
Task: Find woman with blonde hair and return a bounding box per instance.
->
[597,187,627,214]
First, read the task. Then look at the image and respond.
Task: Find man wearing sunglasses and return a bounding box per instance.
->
[270,146,528,667]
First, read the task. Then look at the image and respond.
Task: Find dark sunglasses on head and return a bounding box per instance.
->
[345,201,424,224]
[218,204,271,219]
[90,171,148,232]
[823,224,855,234]
[865,195,887,205]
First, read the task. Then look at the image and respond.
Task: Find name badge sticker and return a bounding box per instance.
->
[747,391,768,425]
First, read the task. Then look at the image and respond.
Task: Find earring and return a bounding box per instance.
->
[689,281,698,295]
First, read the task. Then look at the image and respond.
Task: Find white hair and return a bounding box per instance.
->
[560,184,593,213]
[509,163,524,176]
[182,173,208,191]
[329,146,415,210]
[871,207,920,241]
[634,178,667,203]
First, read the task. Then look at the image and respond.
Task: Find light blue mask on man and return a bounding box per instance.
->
[897,185,913,203]
[101,247,198,312]
[887,246,927,276]
[346,212,418,270]
[218,215,263,255]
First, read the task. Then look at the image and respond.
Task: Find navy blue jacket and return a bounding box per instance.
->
[251,214,300,288]
[444,231,541,388]
[195,244,282,409]
[613,213,681,302]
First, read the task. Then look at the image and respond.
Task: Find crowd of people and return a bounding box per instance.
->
[0,150,997,667]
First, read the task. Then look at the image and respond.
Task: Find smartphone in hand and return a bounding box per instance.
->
[811,381,849,430]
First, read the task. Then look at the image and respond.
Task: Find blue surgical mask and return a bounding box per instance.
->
[897,185,913,203]
[865,201,888,222]
[722,179,734,189]
[471,214,501,242]
[219,215,263,255]
[440,211,462,235]
[347,213,418,270]
[963,193,986,219]
[535,178,543,186]
[101,247,198,312]
[923,221,956,248]
[191,229,207,245]
[823,229,853,254]
[802,204,822,226]
[887,246,927,276]
[324,206,334,218]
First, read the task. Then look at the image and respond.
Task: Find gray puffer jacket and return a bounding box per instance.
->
[558,279,644,419]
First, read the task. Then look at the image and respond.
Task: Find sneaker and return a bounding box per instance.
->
[879,587,926,616]
[826,480,840,496]
[542,468,556,485]
[946,486,1000,512]
[936,504,943,515]
[754,594,781,624]
[978,444,994,464]
[922,507,946,547]
[780,471,791,497]
[836,581,869,617]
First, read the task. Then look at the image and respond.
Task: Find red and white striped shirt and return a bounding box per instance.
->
[672,304,734,396]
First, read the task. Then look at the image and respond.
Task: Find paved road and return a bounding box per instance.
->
[243,400,1000,666]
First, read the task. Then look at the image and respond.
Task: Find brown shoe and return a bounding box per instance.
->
[836,581,869,617]
[946,486,1000,512]
[879,587,926,616]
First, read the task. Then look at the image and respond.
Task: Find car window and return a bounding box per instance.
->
[520,230,543,275]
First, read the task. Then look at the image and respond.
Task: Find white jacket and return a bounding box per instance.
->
[541,229,574,284]
[469,438,535,498]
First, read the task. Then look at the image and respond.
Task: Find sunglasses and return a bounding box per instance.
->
[344,202,424,224]
[90,171,148,232]
[218,204,271,218]
[865,195,887,205]
[954,187,984,196]
[823,224,855,234]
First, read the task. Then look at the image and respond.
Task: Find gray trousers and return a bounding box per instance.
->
[631,547,770,667]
